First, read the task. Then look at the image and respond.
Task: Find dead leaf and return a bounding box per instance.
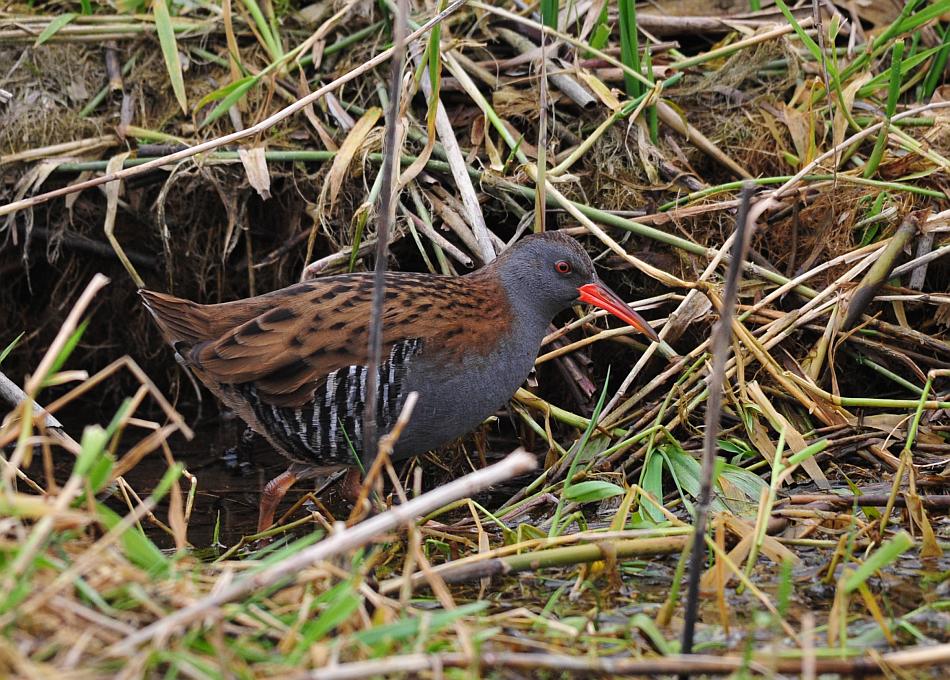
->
[905,492,943,558]
[780,104,812,165]
[724,515,801,567]
[747,381,830,489]
[238,146,271,200]
[325,106,382,211]
[833,72,872,149]
[327,91,356,131]
[297,71,338,151]
[577,71,621,111]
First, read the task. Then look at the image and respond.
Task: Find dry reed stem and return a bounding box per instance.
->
[292,640,950,679]
[0,371,63,429]
[417,67,494,262]
[362,0,408,458]
[0,135,119,165]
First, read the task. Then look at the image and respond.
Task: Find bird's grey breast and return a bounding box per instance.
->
[394,317,547,458]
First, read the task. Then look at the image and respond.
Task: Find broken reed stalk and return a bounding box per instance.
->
[363,0,408,457]
[109,450,537,654]
[842,213,919,330]
[0,371,63,429]
[680,183,757,663]
[389,535,689,590]
[299,641,950,680]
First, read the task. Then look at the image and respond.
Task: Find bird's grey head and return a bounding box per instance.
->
[490,231,597,319]
[484,231,660,341]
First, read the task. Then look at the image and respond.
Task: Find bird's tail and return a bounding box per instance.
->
[139,289,213,351]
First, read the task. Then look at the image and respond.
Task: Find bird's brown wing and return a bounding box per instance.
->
[191,274,442,407]
[141,288,283,347]
[146,271,513,409]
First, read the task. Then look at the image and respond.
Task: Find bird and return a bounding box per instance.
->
[140,231,659,532]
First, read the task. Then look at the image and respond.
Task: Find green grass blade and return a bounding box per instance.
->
[887,0,946,41]
[785,438,830,469]
[0,332,23,366]
[618,0,642,98]
[34,13,78,47]
[564,480,625,503]
[589,22,610,51]
[194,75,258,112]
[95,464,183,574]
[541,0,558,29]
[640,446,665,523]
[843,531,914,593]
[838,0,922,82]
[152,0,188,114]
[587,1,610,54]
[241,0,282,61]
[95,500,168,572]
[857,45,942,99]
[199,76,260,127]
[75,425,109,478]
[550,367,611,537]
[289,583,361,661]
[42,319,88,387]
[354,601,488,648]
[864,39,905,179]
[643,44,658,142]
[920,22,950,101]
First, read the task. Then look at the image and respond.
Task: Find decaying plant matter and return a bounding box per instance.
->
[1,0,949,676]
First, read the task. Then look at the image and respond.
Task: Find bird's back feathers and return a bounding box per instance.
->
[140,272,512,408]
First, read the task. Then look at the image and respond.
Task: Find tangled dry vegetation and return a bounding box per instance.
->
[1,0,950,677]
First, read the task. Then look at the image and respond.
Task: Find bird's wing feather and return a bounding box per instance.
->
[192,274,444,407]
[146,272,512,409]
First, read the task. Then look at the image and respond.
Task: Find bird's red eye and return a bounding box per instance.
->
[555,260,572,275]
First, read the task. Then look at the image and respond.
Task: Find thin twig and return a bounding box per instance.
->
[363,0,409,457]
[680,183,756,663]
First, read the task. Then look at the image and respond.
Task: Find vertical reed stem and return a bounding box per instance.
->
[679,183,756,668]
[364,0,409,458]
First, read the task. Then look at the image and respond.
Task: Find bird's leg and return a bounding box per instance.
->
[340,466,364,504]
[258,464,306,533]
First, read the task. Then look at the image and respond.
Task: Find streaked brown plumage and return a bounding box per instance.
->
[143,271,510,408]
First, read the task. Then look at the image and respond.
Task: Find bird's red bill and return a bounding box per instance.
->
[578,283,660,342]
